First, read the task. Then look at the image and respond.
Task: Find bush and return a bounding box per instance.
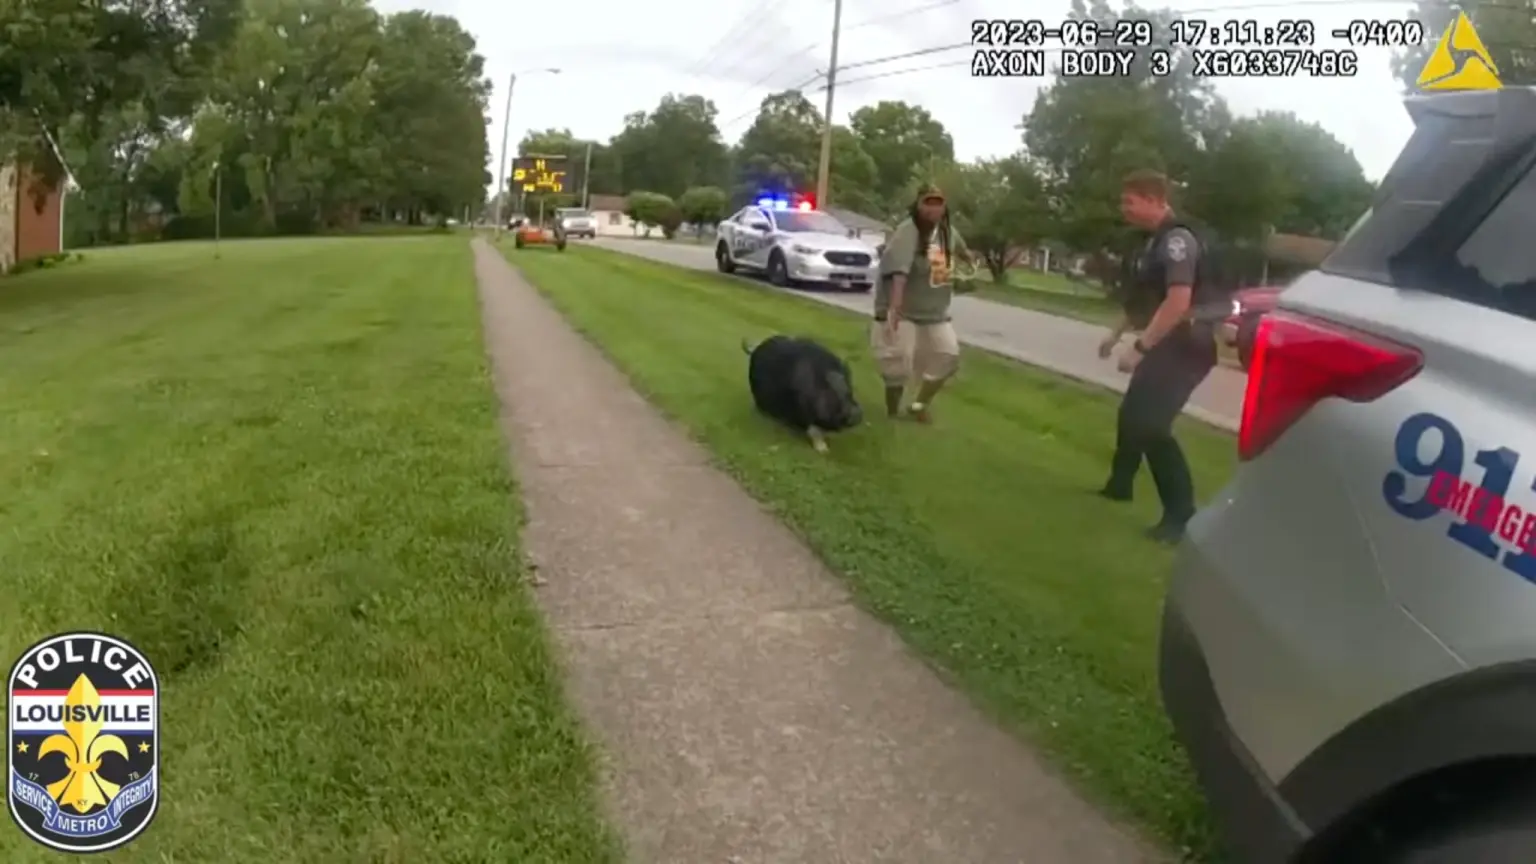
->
[7,252,83,276]
[657,204,683,240]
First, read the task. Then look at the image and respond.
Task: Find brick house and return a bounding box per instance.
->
[1,159,66,275]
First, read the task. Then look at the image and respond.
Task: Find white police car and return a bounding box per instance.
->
[714,198,879,292]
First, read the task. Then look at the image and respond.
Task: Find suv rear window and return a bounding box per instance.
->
[1324,88,1536,320]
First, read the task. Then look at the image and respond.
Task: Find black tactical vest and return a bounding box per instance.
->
[1123,216,1213,331]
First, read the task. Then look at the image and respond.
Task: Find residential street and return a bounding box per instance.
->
[589,236,1245,430]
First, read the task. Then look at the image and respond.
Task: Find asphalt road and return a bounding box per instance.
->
[588,237,1244,430]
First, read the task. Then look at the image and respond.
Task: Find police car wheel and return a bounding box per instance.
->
[715,242,735,274]
[767,251,789,286]
[1344,781,1536,863]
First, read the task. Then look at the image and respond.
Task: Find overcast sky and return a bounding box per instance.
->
[376,0,1428,188]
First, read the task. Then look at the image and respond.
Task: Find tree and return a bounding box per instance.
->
[371,11,492,224]
[827,127,882,217]
[1393,0,1535,89]
[0,0,241,178]
[933,157,1055,283]
[848,101,955,214]
[735,90,822,203]
[52,0,493,242]
[627,191,678,238]
[1192,112,1372,241]
[677,186,729,237]
[1021,0,1225,255]
[1184,121,1287,246]
[608,94,729,198]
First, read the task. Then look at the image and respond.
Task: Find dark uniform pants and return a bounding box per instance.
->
[1105,332,1216,524]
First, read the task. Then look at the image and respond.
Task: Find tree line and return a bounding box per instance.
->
[3,0,491,245]
[9,0,1527,258]
[513,0,1534,283]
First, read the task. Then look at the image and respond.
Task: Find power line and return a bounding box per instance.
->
[827,58,974,90]
[719,0,961,107]
[821,0,1530,89]
[713,1,831,85]
[717,0,1523,138]
[686,0,779,78]
[719,72,825,130]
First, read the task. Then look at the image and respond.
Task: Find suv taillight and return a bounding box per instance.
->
[1238,312,1423,461]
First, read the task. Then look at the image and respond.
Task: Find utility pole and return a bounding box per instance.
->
[814,0,844,210]
[493,73,518,239]
[581,140,594,210]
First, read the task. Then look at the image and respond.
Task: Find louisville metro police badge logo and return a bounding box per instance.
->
[7,632,159,852]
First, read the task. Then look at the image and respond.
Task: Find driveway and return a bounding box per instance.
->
[587,236,1245,430]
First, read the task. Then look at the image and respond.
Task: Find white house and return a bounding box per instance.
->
[587,194,634,236]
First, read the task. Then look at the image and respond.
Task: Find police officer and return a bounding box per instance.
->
[1096,169,1218,544]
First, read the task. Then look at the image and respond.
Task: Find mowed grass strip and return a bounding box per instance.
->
[0,238,620,863]
[504,242,1235,858]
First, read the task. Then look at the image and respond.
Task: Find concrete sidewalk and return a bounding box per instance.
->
[472,238,1161,863]
[589,237,1244,431]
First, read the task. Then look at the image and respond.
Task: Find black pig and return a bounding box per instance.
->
[743,335,863,453]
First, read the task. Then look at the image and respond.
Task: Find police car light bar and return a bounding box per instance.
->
[755,193,815,212]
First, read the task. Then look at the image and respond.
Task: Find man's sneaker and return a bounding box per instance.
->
[907,402,933,424]
[1096,485,1132,502]
[1145,520,1187,545]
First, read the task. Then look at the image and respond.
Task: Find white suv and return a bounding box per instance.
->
[555,208,596,239]
[1162,86,1536,862]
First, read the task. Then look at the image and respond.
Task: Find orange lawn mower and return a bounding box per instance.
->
[512,221,566,251]
[510,201,567,252]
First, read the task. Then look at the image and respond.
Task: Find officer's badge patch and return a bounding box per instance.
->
[1165,234,1187,262]
[8,632,159,853]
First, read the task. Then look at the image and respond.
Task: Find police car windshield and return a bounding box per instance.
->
[775,211,845,234]
[558,209,590,217]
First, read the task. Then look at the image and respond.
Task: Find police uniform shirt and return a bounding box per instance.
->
[1126,217,1202,331]
[1146,219,1200,297]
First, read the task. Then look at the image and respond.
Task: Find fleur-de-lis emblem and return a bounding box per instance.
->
[37,675,129,813]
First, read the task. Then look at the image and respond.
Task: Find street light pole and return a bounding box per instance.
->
[581,140,594,210]
[491,67,561,239]
[493,73,518,239]
[814,0,844,210]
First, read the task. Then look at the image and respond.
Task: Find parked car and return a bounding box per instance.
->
[554,207,596,239]
[1160,86,1536,863]
[1221,285,1284,369]
[715,204,878,292]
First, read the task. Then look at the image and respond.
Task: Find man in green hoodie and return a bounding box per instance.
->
[872,184,971,423]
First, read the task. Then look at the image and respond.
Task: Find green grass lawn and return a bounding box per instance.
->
[972,269,1124,327]
[500,243,1237,859]
[0,238,619,863]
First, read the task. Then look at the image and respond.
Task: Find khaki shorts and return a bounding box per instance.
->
[870,320,960,384]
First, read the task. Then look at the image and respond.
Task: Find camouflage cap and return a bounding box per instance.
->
[915,183,945,202]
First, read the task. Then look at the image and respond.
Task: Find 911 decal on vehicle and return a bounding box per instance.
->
[1383,411,1536,583]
